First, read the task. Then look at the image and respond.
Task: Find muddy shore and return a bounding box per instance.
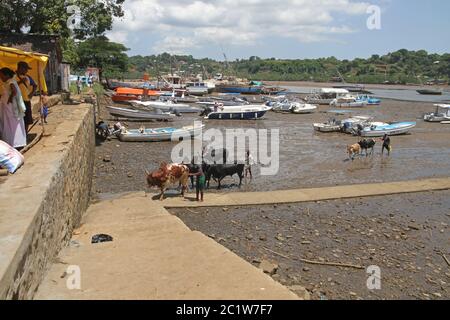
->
[93,95,450,196]
[171,191,450,300]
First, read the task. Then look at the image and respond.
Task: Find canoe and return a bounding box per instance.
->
[106,106,176,121]
[417,89,442,95]
[118,124,205,142]
[359,122,416,137]
[203,105,271,120]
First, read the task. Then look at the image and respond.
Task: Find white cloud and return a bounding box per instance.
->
[107,0,372,54]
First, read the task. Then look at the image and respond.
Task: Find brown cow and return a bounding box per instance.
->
[347,143,361,161]
[146,162,190,200]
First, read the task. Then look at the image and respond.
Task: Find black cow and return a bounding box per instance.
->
[358,139,376,156]
[205,163,244,189]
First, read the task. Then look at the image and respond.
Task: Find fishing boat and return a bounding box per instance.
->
[106,106,176,121]
[424,104,450,122]
[359,122,416,137]
[306,88,350,105]
[313,119,342,133]
[131,100,202,113]
[356,95,381,105]
[118,124,205,142]
[417,89,442,95]
[111,87,160,103]
[202,105,271,120]
[330,95,368,108]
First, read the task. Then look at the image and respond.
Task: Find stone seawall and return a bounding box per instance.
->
[0,103,95,299]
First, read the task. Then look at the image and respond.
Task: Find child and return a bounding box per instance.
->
[40,94,49,124]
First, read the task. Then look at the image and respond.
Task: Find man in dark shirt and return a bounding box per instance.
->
[381,134,391,156]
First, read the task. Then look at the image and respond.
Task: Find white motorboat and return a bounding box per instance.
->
[118,124,205,142]
[130,100,202,113]
[306,88,349,105]
[424,104,450,123]
[330,95,368,108]
[313,119,342,132]
[202,105,272,120]
[106,106,176,121]
[359,122,417,137]
[291,102,317,114]
[186,81,209,96]
[341,115,373,134]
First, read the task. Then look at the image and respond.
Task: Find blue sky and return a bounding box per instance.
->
[107,0,450,60]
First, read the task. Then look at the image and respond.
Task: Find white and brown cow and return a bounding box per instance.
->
[146,162,190,200]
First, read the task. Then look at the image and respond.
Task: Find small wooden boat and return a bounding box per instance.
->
[106,106,176,121]
[359,122,416,137]
[118,124,205,142]
[291,102,317,114]
[313,120,341,132]
[417,89,442,95]
[202,105,271,120]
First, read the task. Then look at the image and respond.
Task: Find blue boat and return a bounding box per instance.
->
[356,95,381,105]
[202,105,271,120]
[359,121,416,137]
[216,84,262,94]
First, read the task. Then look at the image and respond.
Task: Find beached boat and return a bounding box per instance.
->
[118,124,205,142]
[330,96,368,108]
[106,106,176,121]
[313,119,342,133]
[341,116,373,134]
[356,95,381,105]
[359,122,416,137]
[306,88,349,105]
[215,84,262,95]
[291,102,317,114]
[131,100,202,113]
[202,105,271,120]
[423,104,450,122]
[417,89,442,95]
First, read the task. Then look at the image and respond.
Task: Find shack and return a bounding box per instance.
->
[0,33,69,94]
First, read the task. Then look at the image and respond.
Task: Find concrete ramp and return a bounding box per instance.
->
[35,193,298,300]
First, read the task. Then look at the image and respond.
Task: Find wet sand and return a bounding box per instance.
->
[170,191,450,300]
[93,96,450,195]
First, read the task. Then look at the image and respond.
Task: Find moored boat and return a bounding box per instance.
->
[118,124,205,142]
[356,95,381,105]
[131,100,202,113]
[417,89,442,95]
[313,119,342,133]
[291,102,317,114]
[359,122,416,137]
[106,106,176,121]
[306,88,349,105]
[423,104,450,122]
[330,95,368,108]
[202,105,271,120]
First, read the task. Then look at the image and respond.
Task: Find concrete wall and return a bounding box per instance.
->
[0,103,95,299]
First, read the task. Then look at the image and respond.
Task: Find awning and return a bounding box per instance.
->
[0,45,48,93]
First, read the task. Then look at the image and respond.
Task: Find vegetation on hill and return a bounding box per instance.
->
[127,49,450,84]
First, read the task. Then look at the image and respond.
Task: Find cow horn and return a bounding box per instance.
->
[145,169,150,176]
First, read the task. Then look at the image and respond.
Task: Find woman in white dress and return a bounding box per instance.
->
[0,68,27,149]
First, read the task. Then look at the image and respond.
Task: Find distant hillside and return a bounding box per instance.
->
[127,49,449,85]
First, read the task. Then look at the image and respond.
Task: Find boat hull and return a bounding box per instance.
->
[106,106,175,121]
[206,110,269,120]
[359,122,416,137]
[118,125,204,142]
[216,85,262,95]
[417,89,442,95]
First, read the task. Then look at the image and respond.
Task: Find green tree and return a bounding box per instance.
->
[76,36,129,78]
[0,0,125,39]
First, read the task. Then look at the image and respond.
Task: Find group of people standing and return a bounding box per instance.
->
[0,62,38,150]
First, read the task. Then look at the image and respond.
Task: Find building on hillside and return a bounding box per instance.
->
[0,33,70,94]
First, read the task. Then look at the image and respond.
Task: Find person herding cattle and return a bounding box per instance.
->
[189,160,206,202]
[381,134,392,156]
[245,150,255,180]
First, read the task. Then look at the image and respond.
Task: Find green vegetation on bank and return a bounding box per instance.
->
[127,50,450,85]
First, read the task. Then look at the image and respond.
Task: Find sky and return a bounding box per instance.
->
[106,0,450,60]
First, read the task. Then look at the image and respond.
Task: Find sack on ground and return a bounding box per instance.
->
[0,140,25,173]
